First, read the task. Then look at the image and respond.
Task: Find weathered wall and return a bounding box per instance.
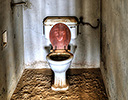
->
[24,0,100,69]
[0,0,24,100]
[101,0,128,100]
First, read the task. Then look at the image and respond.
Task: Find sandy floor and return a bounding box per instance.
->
[11,69,108,100]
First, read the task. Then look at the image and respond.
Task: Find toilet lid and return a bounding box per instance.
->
[50,23,71,50]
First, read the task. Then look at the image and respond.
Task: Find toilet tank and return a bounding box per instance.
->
[43,16,78,40]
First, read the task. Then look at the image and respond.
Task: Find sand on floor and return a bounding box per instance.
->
[11,69,108,100]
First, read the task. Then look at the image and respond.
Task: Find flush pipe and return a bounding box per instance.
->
[11,1,27,7]
[10,1,27,10]
[78,16,100,29]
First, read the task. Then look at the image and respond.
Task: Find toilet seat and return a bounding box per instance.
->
[50,23,71,50]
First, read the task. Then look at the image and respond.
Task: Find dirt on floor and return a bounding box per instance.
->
[11,69,108,100]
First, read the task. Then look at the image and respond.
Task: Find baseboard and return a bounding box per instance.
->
[25,61,100,69]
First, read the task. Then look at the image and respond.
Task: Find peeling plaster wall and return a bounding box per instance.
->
[0,0,24,100]
[24,0,100,69]
[101,0,128,100]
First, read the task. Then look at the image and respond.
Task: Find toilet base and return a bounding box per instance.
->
[52,72,69,91]
[51,83,69,91]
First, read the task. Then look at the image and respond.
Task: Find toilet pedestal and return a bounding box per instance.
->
[52,72,69,91]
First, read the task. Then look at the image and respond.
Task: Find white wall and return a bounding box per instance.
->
[23,0,100,69]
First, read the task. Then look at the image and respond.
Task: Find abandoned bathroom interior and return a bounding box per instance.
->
[0,0,128,100]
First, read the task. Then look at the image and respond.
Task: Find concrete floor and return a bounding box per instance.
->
[11,69,108,100]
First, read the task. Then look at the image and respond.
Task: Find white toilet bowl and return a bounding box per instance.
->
[46,50,73,91]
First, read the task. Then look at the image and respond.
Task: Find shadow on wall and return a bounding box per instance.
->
[0,0,24,99]
[73,0,100,67]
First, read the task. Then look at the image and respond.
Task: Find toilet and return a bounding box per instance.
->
[43,17,78,91]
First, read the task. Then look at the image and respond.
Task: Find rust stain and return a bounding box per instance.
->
[44,17,78,23]
[25,61,48,66]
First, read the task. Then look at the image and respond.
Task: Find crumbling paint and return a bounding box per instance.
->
[101,0,128,100]
[0,0,24,100]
